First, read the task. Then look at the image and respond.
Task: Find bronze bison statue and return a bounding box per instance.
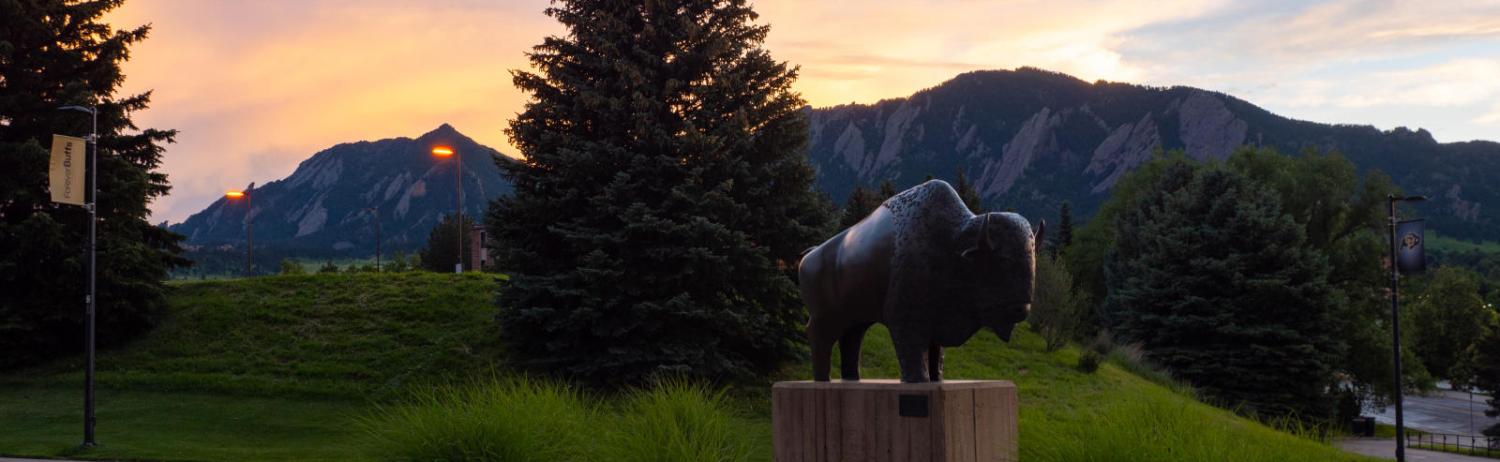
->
[798,180,1042,383]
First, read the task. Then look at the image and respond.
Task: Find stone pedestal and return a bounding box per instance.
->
[772,380,1018,462]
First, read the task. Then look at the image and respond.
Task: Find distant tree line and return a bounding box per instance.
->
[1024,146,1500,425]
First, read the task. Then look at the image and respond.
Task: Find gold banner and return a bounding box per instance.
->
[49,134,87,206]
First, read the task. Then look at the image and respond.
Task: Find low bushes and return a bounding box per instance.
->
[361,377,750,462]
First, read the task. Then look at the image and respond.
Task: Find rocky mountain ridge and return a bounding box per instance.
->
[170,124,514,256]
[804,68,1500,240]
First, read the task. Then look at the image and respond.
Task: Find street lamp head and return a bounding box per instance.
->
[225,190,245,199]
[432,146,454,157]
[58,105,94,114]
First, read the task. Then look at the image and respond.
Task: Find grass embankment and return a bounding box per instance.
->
[1,273,1379,461]
[1,272,503,461]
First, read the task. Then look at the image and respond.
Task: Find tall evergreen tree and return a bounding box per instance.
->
[878,179,897,199]
[953,169,983,214]
[420,213,477,273]
[1226,146,1410,407]
[1055,201,1073,253]
[0,0,184,369]
[839,184,881,229]
[488,0,831,385]
[1104,164,1341,419]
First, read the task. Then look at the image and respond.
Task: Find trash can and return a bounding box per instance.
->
[1350,416,1375,437]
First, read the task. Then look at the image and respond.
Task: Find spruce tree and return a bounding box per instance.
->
[839,185,882,229]
[1056,201,1073,253]
[0,0,184,369]
[878,179,897,199]
[420,213,477,272]
[489,0,831,385]
[1104,164,1341,418]
[953,169,983,214]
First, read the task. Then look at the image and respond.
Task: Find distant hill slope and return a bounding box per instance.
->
[169,124,514,255]
[805,68,1500,240]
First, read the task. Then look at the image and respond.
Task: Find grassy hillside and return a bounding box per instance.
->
[6,272,505,399]
[0,273,1377,461]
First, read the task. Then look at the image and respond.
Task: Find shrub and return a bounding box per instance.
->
[360,377,594,462]
[1030,253,1089,352]
[600,380,750,462]
[278,259,306,275]
[1077,350,1101,373]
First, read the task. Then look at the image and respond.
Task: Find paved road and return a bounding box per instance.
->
[1371,389,1499,436]
[1341,438,1496,461]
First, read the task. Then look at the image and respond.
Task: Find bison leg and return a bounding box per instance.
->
[894,339,930,383]
[809,321,837,382]
[927,343,944,382]
[838,322,873,381]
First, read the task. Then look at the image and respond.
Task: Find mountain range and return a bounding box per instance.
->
[170,68,1500,259]
[805,68,1499,241]
[169,124,514,256]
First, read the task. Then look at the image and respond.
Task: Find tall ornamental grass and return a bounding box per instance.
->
[600,380,749,462]
[360,377,594,461]
[362,378,748,462]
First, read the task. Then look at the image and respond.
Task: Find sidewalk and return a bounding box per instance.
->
[1340,438,1497,461]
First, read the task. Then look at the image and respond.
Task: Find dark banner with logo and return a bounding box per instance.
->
[1396,219,1425,274]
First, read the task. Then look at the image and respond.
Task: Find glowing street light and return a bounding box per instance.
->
[225,189,253,277]
[432,146,462,273]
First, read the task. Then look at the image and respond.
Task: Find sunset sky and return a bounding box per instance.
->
[106,0,1500,223]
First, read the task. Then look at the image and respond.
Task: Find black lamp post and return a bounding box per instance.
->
[432,146,462,273]
[226,189,253,277]
[363,207,381,271]
[58,103,98,448]
[1387,194,1427,462]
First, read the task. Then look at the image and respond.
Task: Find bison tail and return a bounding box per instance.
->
[794,246,817,283]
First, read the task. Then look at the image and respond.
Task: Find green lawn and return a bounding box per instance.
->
[0,272,1381,461]
[0,387,368,461]
[1429,233,1500,254]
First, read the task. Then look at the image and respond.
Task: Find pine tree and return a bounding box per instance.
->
[420,213,477,273]
[840,185,882,229]
[953,169,983,214]
[1104,164,1341,419]
[878,179,897,199]
[0,0,185,369]
[488,0,831,385]
[1056,201,1073,253]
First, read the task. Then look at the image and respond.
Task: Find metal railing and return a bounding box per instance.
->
[1407,431,1498,458]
